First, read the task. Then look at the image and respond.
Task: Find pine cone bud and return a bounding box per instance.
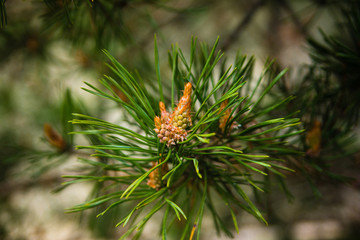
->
[153,83,193,147]
[43,123,67,152]
[147,161,168,190]
[218,99,238,133]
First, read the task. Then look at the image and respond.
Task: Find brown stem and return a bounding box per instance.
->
[221,0,266,51]
[279,0,308,37]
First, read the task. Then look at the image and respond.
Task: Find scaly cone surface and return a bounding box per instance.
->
[154,82,192,146]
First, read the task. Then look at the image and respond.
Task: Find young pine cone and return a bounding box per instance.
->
[154,83,192,146]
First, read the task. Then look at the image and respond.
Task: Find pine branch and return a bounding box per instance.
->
[0,0,6,28]
[64,37,302,239]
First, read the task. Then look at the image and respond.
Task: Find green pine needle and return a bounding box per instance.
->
[66,36,302,239]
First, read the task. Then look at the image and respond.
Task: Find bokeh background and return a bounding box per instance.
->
[1,0,360,239]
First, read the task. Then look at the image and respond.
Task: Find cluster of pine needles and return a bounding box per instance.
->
[61,36,303,239]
